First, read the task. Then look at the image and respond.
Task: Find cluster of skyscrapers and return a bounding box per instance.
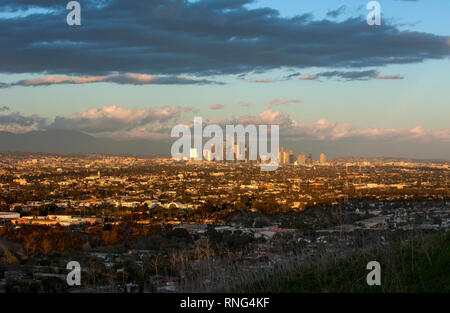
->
[278,147,327,165]
[187,143,327,166]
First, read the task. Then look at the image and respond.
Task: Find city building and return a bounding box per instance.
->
[320,153,327,164]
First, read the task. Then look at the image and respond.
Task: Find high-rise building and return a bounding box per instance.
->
[283,150,293,164]
[296,152,306,165]
[289,152,295,164]
[278,146,285,164]
[307,153,313,165]
[233,143,238,161]
[320,153,327,164]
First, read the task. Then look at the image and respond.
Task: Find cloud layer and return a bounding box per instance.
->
[1,105,449,144]
[0,0,448,78]
[0,74,221,88]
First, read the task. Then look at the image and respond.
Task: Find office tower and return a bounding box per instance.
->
[307,153,312,165]
[283,150,293,164]
[245,145,249,162]
[279,146,285,164]
[320,153,327,164]
[222,140,227,162]
[289,152,295,164]
[297,152,306,165]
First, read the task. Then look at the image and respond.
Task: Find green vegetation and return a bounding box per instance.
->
[234,231,450,293]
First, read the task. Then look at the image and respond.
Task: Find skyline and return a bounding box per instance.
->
[0,0,449,158]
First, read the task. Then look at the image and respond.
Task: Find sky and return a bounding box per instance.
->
[0,0,449,158]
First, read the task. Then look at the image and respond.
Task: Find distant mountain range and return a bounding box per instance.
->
[0,129,448,160]
[0,130,171,156]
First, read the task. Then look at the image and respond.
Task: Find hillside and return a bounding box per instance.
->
[233,231,450,293]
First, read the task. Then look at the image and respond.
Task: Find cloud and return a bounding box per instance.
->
[315,70,404,81]
[210,103,225,110]
[233,110,293,126]
[239,102,252,107]
[375,74,404,80]
[184,106,200,114]
[281,118,450,143]
[0,110,48,133]
[1,106,449,144]
[0,73,222,88]
[283,72,302,80]
[326,6,346,18]
[0,0,448,76]
[268,98,301,108]
[299,74,319,81]
[49,104,182,134]
[248,79,278,83]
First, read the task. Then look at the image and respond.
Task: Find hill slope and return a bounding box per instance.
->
[234,231,450,293]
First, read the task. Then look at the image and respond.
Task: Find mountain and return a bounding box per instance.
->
[0,129,171,155]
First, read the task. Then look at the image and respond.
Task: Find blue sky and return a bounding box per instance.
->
[0,0,449,157]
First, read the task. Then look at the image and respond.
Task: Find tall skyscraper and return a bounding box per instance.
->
[307,153,313,165]
[320,153,327,164]
[279,146,285,164]
[283,150,293,164]
[296,152,306,165]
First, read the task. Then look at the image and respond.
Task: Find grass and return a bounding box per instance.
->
[232,231,450,293]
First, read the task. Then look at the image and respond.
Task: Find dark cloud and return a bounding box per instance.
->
[315,70,404,81]
[0,0,448,76]
[0,105,9,112]
[326,5,346,18]
[282,72,302,80]
[0,112,46,126]
[0,110,48,132]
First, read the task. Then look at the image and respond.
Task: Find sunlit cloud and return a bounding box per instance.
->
[0,73,223,88]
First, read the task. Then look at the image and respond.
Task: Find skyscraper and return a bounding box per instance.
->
[284,150,293,164]
[307,153,313,165]
[278,146,285,164]
[296,152,306,165]
[320,153,327,164]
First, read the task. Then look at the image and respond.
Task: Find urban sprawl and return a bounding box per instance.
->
[0,151,448,293]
